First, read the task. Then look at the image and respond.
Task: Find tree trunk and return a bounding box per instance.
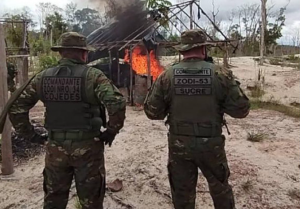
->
[260,0,267,65]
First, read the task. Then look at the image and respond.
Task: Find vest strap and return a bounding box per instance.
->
[169,121,222,137]
[48,130,101,141]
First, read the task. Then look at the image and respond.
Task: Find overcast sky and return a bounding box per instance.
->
[0,0,299,44]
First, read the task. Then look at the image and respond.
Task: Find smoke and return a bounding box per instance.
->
[86,0,154,46]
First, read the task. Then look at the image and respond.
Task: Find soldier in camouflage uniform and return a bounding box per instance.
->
[144,29,250,209]
[7,61,17,93]
[8,32,126,209]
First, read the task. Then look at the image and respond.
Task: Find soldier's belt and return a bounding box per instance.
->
[169,122,222,137]
[48,130,100,141]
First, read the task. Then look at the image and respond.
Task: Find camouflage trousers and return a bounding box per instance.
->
[168,133,235,209]
[43,138,106,209]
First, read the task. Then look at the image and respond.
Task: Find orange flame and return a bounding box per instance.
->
[124,46,163,80]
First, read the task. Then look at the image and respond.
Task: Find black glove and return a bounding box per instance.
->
[30,133,48,145]
[100,130,116,147]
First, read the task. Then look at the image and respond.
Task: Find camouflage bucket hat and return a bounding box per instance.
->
[51,32,95,52]
[174,29,213,52]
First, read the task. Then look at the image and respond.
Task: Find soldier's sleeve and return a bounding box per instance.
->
[90,68,126,134]
[144,69,171,120]
[8,74,40,138]
[215,66,250,118]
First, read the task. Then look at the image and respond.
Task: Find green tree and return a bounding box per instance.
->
[146,0,172,27]
[36,2,63,30]
[44,12,68,45]
[265,7,286,51]
[73,8,104,36]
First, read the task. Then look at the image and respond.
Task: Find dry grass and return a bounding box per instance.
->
[241,179,254,192]
[251,100,300,118]
[247,131,266,142]
[249,85,265,98]
[288,189,300,200]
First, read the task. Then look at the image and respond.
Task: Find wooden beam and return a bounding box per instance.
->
[129,47,134,106]
[0,24,14,175]
[146,50,151,89]
[16,57,24,87]
[189,1,194,29]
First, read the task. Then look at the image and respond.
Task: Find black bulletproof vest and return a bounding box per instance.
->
[167,60,223,137]
[37,65,103,132]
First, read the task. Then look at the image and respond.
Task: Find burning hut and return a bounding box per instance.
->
[86,0,238,106]
[86,0,162,105]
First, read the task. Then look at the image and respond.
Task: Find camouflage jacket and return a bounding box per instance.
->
[7,62,17,78]
[144,58,250,121]
[9,58,126,138]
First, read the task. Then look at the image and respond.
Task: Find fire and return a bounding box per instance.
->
[124,46,163,80]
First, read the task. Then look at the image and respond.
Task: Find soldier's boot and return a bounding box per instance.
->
[167,155,198,209]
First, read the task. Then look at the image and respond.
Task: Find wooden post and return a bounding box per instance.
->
[22,21,27,49]
[260,0,267,65]
[50,29,53,46]
[223,43,229,68]
[21,49,29,83]
[116,51,121,86]
[146,50,151,89]
[108,50,113,80]
[16,57,24,87]
[189,1,194,29]
[129,46,134,106]
[0,24,14,175]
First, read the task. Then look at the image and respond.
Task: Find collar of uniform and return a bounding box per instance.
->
[58,58,85,65]
[182,58,204,62]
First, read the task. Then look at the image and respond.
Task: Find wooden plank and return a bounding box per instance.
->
[146,50,151,89]
[16,57,24,87]
[0,24,14,175]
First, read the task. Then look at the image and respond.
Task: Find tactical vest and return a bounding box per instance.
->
[37,65,103,132]
[167,60,223,137]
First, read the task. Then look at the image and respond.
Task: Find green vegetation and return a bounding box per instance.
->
[74,196,82,209]
[251,100,300,118]
[249,84,265,98]
[268,55,300,69]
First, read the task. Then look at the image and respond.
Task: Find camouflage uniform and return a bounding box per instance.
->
[9,32,126,209]
[7,62,17,93]
[144,29,250,209]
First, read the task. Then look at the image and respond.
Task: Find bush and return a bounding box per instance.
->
[286,54,300,63]
[269,58,281,65]
[249,84,265,98]
[251,99,300,118]
[247,131,266,142]
[38,54,59,71]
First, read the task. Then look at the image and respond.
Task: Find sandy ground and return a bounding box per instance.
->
[1,56,300,209]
